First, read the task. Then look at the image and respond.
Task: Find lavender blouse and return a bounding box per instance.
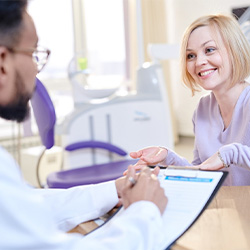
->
[166,85,250,186]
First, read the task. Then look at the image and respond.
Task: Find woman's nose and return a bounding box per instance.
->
[196,53,207,66]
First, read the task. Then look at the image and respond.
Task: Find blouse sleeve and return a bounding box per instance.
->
[164,148,192,166]
[219,143,250,168]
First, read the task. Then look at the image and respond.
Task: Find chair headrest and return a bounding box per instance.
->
[30,78,56,149]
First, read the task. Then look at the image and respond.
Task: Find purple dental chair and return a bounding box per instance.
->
[31,78,136,188]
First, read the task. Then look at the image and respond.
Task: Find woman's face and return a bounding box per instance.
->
[186,25,232,93]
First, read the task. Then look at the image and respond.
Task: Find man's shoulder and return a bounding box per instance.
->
[0,146,20,180]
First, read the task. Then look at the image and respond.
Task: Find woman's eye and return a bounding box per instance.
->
[187,53,195,60]
[206,47,216,53]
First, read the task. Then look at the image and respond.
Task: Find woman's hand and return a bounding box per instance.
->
[197,152,224,170]
[123,146,168,175]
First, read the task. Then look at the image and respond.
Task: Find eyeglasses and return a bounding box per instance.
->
[8,45,51,72]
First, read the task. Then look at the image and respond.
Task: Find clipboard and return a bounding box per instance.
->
[156,167,228,250]
[86,167,227,250]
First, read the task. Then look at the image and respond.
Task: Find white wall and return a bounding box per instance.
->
[165,0,250,136]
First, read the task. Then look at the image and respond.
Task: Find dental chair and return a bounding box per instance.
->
[31,78,137,188]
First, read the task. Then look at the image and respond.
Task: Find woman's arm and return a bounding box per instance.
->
[198,143,250,170]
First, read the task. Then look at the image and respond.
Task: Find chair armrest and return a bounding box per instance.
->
[65,140,127,156]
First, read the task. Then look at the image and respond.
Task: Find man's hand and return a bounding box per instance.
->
[117,165,167,215]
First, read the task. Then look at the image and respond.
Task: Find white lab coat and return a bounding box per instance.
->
[0,147,164,250]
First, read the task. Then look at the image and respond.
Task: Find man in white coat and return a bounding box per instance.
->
[0,1,167,249]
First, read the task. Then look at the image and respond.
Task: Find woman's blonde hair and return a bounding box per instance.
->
[180,14,250,95]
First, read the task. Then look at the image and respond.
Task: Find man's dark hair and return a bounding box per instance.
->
[0,0,27,47]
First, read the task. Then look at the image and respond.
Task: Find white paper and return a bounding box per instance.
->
[155,169,223,249]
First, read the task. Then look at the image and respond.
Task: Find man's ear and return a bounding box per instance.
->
[0,46,11,86]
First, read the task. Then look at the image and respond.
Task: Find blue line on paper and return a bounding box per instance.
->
[165,176,213,182]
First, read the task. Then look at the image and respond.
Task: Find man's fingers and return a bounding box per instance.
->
[151,173,158,181]
[123,163,146,176]
[123,169,128,176]
[125,165,136,188]
[140,166,151,175]
[152,166,160,176]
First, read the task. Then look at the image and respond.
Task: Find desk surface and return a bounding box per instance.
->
[72,186,250,250]
[173,186,250,250]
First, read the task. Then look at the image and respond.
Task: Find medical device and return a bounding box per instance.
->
[57,0,178,169]
[57,50,175,169]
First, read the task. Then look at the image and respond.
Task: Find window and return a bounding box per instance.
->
[28,0,74,79]
[28,0,127,90]
[83,0,126,77]
[72,0,127,91]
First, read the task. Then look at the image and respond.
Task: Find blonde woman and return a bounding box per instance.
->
[129,14,250,186]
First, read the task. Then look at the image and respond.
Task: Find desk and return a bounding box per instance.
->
[173,186,250,250]
[71,186,250,250]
